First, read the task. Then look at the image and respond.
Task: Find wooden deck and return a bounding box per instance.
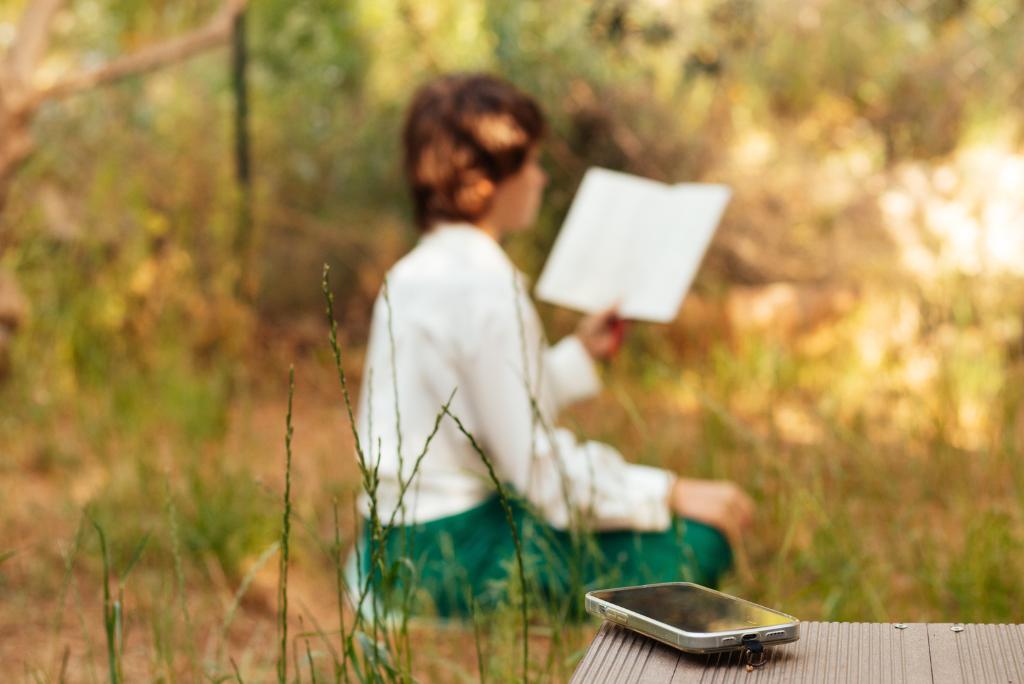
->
[571,621,1024,683]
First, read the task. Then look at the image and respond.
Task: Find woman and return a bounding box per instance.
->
[355,73,754,617]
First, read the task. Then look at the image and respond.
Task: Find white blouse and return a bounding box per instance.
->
[355,223,674,531]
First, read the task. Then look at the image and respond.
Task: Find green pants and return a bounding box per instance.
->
[360,494,732,618]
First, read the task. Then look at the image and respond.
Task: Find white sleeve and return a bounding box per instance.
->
[543,335,602,409]
[461,296,674,532]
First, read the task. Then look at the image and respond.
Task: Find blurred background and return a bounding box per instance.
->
[1,0,1023,680]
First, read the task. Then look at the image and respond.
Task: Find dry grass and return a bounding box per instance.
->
[4,268,1024,681]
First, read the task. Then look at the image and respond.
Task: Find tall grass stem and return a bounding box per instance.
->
[443,407,529,684]
[277,365,296,684]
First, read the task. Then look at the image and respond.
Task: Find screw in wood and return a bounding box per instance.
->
[951,624,965,633]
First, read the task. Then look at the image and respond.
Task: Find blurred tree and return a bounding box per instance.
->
[0,0,246,213]
[0,0,247,378]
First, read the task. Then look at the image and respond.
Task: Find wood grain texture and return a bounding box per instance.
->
[571,621,1024,683]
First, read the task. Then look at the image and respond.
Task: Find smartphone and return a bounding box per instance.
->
[585,582,799,654]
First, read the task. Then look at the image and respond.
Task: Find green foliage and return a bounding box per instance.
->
[945,511,1023,621]
[181,460,278,579]
[90,516,149,684]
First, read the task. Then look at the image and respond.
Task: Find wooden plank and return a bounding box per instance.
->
[850,622,865,683]
[802,619,826,683]
[775,618,815,682]
[824,620,842,679]
[570,623,677,684]
[570,622,612,684]
[875,622,893,684]
[934,622,1024,684]
[985,623,1010,682]
[572,621,1024,683]
[606,626,642,682]
[1001,623,1024,682]
[927,623,965,683]
[634,636,679,684]
[899,622,934,684]
[602,624,643,683]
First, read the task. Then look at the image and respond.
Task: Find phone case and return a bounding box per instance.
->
[585,582,800,654]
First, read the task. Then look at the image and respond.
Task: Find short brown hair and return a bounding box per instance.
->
[403,73,546,230]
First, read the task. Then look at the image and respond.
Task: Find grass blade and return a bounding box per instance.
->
[443,407,529,684]
[165,481,200,681]
[90,518,119,684]
[278,365,296,684]
[219,540,280,661]
[119,533,150,583]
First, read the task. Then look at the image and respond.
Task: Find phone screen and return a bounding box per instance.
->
[593,584,791,633]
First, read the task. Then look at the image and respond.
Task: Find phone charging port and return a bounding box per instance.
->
[742,634,759,642]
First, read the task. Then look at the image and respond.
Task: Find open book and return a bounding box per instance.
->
[535,168,731,323]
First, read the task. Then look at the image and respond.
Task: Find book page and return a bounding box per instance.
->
[535,168,730,323]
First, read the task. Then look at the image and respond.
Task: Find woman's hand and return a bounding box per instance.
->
[576,307,628,360]
[669,477,755,544]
